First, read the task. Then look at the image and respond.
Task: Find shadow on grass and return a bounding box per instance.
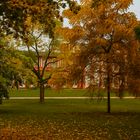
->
[1,106,140,115]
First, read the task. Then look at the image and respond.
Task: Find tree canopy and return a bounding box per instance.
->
[58,0,139,112]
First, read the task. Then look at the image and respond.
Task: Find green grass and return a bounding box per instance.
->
[0,99,140,139]
[9,88,87,97]
[9,88,131,97]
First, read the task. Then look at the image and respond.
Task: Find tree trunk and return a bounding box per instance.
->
[0,97,2,104]
[106,56,111,113]
[107,70,111,113]
[40,84,45,103]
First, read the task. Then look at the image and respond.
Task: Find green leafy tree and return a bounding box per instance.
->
[0,33,34,103]
[19,23,62,102]
[0,0,77,103]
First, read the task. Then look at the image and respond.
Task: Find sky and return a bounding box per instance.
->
[129,0,140,19]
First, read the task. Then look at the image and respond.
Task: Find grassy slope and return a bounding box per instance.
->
[0,99,140,139]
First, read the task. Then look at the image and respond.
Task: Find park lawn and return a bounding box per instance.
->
[9,88,87,97]
[0,99,140,140]
[9,88,131,97]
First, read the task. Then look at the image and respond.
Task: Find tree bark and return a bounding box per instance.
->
[106,56,111,113]
[40,84,45,103]
[0,97,2,104]
[107,69,111,113]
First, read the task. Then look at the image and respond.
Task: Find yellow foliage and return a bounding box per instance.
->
[96,38,108,47]
[56,26,84,42]
[59,0,139,61]
[24,15,32,28]
[117,0,133,9]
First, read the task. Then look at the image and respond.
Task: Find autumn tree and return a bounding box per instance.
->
[60,0,138,113]
[126,24,140,97]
